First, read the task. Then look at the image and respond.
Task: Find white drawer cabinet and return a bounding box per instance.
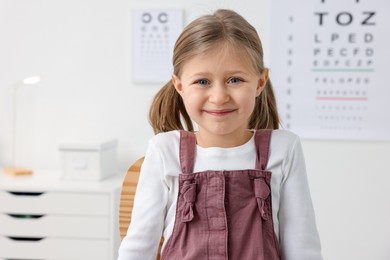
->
[0,172,122,260]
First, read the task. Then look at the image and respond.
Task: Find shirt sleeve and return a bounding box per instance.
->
[278,136,323,260]
[118,139,168,260]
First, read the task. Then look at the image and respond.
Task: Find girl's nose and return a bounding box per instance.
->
[208,84,230,105]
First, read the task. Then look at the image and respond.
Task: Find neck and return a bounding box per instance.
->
[195,130,253,148]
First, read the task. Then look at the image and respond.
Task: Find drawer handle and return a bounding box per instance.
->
[8,191,45,196]
[7,236,45,242]
[7,213,45,219]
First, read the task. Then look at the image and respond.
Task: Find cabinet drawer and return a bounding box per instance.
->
[0,236,109,260]
[0,190,109,215]
[0,214,109,239]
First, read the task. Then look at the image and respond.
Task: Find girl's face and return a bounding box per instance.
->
[172,43,268,148]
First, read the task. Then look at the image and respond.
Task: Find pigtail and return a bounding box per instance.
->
[249,78,280,130]
[149,80,194,134]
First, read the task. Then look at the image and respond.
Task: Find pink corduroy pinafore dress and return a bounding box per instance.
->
[160,130,281,260]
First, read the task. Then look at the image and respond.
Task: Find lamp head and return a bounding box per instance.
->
[22,76,41,85]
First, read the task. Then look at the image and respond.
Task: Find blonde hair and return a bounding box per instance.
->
[149,9,280,134]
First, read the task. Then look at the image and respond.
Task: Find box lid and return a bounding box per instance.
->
[59,139,118,151]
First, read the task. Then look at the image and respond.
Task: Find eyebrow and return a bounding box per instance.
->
[226,70,250,76]
[188,70,250,78]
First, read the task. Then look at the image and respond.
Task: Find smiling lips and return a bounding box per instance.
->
[203,109,237,116]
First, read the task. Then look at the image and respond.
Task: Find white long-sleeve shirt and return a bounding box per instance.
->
[118,130,322,260]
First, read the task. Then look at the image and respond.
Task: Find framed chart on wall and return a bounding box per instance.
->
[131,9,183,83]
[269,0,390,140]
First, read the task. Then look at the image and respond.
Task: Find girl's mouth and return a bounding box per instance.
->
[203,109,237,116]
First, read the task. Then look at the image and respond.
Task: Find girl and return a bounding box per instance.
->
[118,9,322,260]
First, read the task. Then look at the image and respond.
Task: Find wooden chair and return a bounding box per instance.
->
[119,157,164,259]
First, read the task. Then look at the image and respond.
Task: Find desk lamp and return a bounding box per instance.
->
[4,76,41,176]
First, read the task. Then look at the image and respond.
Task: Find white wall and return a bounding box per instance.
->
[0,0,389,259]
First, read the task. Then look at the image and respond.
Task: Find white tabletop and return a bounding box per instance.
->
[0,170,123,193]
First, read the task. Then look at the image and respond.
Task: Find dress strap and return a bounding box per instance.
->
[179,130,196,174]
[254,129,273,171]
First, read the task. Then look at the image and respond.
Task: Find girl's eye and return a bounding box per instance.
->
[228,77,242,84]
[196,79,209,85]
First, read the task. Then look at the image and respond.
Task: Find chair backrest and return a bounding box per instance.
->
[119,157,144,239]
[119,157,164,259]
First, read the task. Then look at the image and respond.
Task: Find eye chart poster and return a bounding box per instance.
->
[269,0,390,140]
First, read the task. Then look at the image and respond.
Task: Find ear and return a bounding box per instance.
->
[256,68,269,96]
[172,74,183,95]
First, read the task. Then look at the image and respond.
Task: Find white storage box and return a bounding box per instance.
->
[59,140,118,181]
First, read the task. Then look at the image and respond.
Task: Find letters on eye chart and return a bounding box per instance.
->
[270,0,390,140]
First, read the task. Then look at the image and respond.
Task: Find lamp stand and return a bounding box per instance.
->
[3,167,33,176]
